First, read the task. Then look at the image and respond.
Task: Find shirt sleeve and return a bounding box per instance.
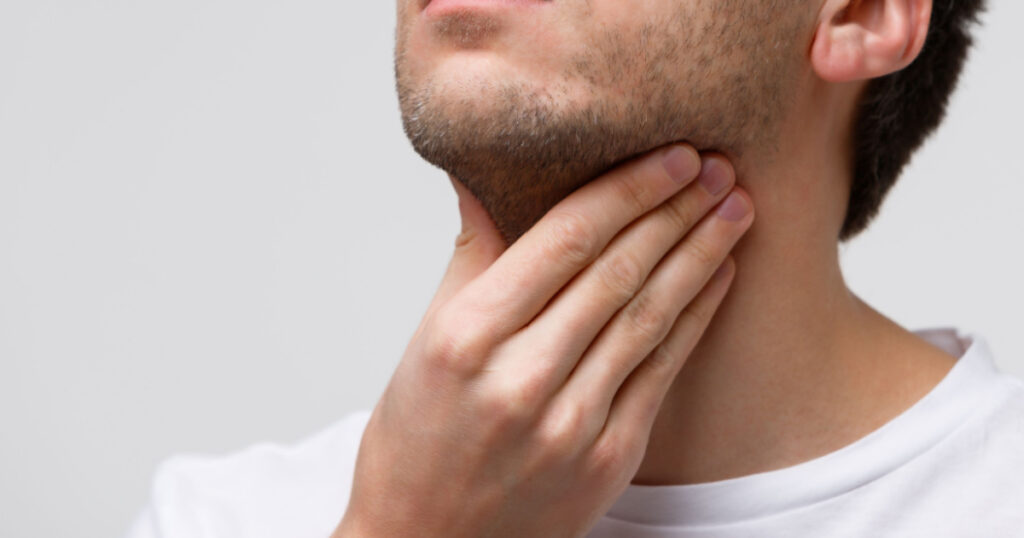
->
[123,409,373,538]
[123,455,215,538]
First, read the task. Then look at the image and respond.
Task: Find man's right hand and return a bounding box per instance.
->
[334,144,754,538]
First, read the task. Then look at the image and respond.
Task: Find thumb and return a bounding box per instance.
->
[428,176,507,311]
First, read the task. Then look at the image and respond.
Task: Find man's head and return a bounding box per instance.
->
[395,0,984,244]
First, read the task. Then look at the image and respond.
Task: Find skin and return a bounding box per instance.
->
[339,147,755,537]
[337,0,953,535]
[395,0,809,243]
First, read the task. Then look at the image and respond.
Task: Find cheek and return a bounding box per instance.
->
[570,1,697,74]
[583,0,693,33]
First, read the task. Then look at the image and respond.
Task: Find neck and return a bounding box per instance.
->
[629,102,958,485]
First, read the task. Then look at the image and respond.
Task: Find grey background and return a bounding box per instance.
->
[1,1,1021,537]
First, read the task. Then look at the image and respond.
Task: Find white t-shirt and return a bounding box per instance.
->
[125,326,1024,537]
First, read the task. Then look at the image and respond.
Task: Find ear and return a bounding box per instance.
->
[811,0,932,82]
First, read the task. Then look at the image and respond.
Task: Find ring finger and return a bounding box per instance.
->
[552,186,754,447]
[490,155,736,395]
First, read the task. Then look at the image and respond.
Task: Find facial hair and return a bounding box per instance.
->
[396,1,808,245]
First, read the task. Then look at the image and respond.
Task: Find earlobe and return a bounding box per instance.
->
[811,0,932,83]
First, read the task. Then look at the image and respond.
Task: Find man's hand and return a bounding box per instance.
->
[334,144,754,538]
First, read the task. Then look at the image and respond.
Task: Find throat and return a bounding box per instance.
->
[630,264,958,486]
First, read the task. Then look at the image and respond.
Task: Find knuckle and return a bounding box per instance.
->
[595,251,646,303]
[685,235,719,267]
[677,302,710,330]
[483,371,547,427]
[546,211,601,265]
[588,434,636,482]
[640,343,677,374]
[424,306,489,377]
[623,292,672,342]
[662,195,696,232]
[480,392,532,430]
[538,401,589,458]
[612,169,653,215]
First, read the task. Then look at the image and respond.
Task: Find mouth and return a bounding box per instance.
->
[422,0,548,15]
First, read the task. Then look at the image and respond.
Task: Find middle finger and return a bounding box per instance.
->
[492,154,736,389]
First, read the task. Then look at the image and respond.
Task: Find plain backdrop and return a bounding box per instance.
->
[1,1,1021,536]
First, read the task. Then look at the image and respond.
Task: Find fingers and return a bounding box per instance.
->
[554,185,753,446]
[596,255,736,455]
[448,144,703,342]
[500,155,737,387]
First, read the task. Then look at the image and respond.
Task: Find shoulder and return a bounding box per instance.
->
[923,376,1024,527]
[909,374,1024,514]
[125,409,373,538]
[972,375,1024,450]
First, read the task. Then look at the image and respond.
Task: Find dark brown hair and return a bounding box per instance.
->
[839,0,987,242]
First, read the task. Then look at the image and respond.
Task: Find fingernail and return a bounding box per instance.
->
[698,157,732,196]
[716,192,751,221]
[662,146,699,184]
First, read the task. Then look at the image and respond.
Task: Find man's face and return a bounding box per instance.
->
[395,0,814,243]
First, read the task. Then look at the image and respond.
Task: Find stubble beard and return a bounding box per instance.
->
[396,7,803,245]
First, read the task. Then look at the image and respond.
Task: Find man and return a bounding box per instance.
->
[128,0,1024,536]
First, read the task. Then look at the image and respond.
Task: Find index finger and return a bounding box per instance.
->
[456,143,703,335]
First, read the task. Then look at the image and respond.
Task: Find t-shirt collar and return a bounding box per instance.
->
[603,326,1001,527]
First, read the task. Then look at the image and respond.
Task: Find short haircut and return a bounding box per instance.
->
[839,0,987,242]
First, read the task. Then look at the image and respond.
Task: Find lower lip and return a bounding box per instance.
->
[424,0,546,17]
